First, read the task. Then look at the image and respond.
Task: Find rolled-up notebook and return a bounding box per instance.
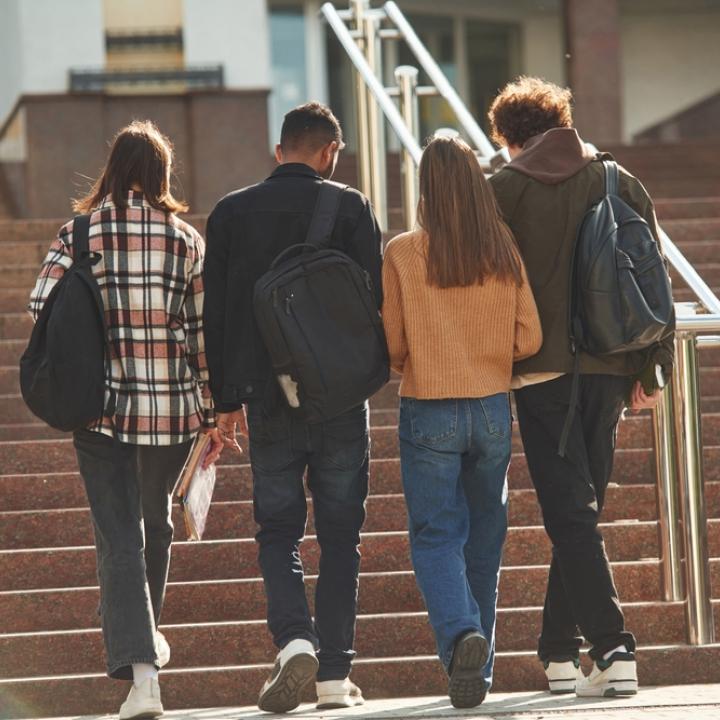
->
[176,433,216,541]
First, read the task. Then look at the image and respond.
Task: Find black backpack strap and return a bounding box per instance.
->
[558,354,581,458]
[306,181,347,249]
[603,160,619,196]
[72,214,91,259]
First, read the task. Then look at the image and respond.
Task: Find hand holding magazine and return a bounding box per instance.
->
[176,433,216,541]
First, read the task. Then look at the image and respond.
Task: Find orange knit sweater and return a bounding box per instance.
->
[382,230,543,399]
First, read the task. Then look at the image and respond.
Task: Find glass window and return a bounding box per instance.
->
[466,20,521,136]
[268,9,307,147]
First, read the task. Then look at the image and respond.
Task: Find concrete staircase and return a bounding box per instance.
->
[1,194,720,718]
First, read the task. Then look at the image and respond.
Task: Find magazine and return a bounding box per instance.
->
[176,433,216,541]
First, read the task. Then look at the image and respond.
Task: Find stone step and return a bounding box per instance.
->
[0,288,31,313]
[0,439,679,489]
[670,263,720,289]
[2,601,713,680]
[0,312,30,340]
[0,216,206,246]
[2,644,719,718]
[655,197,720,219]
[1,559,708,633]
[0,513,686,579]
[661,218,720,243]
[0,504,720,591]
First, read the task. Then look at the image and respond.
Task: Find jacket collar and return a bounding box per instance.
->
[268,163,323,181]
[99,190,155,210]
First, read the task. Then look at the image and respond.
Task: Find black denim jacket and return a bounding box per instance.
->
[203,163,384,413]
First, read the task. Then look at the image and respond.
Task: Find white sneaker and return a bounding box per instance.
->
[258,638,319,713]
[316,679,364,709]
[543,658,583,694]
[118,678,163,720]
[575,652,638,697]
[156,631,170,668]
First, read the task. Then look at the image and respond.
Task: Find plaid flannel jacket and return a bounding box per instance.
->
[28,191,214,445]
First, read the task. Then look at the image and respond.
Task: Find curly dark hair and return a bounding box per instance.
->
[488,76,573,148]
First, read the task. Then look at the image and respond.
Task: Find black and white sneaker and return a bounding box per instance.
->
[543,657,582,694]
[575,651,638,697]
[258,639,319,713]
[448,631,489,709]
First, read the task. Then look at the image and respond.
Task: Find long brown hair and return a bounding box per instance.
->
[418,136,522,288]
[73,120,188,214]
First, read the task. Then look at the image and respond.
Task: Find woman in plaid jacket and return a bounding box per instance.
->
[28,120,223,719]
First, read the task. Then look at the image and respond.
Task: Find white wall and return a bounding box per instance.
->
[183,0,271,89]
[0,0,104,126]
[621,11,720,140]
[0,0,23,125]
[522,14,565,84]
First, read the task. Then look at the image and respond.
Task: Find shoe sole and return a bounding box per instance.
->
[448,634,489,709]
[317,695,365,710]
[258,653,319,713]
[548,678,578,694]
[121,713,163,720]
[577,681,638,698]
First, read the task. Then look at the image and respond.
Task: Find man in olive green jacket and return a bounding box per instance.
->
[488,77,674,698]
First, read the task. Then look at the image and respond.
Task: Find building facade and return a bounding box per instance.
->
[0,0,718,218]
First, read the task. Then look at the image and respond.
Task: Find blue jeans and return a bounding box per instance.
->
[399,395,511,689]
[247,401,369,681]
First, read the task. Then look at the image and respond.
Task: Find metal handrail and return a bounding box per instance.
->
[661,230,720,315]
[383,1,496,159]
[321,3,423,161]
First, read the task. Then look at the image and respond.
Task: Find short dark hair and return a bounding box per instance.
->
[280,102,344,153]
[74,119,187,214]
[488,76,573,148]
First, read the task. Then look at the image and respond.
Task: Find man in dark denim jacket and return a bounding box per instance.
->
[203,102,383,713]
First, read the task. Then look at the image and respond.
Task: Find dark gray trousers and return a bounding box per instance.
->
[73,429,192,679]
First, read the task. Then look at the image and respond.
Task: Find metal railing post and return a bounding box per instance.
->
[672,325,715,644]
[652,384,684,601]
[362,9,387,229]
[350,0,372,206]
[395,65,419,231]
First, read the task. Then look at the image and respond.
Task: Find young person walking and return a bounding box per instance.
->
[202,103,383,713]
[382,136,542,708]
[28,120,220,720]
[487,77,675,697]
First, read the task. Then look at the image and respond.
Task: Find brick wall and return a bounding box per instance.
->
[3,90,272,218]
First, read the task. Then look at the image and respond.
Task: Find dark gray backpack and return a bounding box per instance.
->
[559,160,673,454]
[253,181,389,423]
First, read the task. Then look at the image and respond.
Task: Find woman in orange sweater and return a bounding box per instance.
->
[382,136,542,708]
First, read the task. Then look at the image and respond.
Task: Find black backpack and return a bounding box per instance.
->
[253,181,389,423]
[559,160,673,455]
[20,215,109,431]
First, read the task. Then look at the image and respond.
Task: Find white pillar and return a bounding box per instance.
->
[183,0,271,89]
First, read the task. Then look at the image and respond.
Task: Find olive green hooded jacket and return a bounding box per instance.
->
[489,127,675,378]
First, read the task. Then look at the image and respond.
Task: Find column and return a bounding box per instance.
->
[563,0,622,145]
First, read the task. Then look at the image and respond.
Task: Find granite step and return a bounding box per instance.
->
[0,504,680,564]
[0,440,673,488]
[2,644,719,719]
[0,288,32,313]
[2,601,713,680]
[4,460,720,519]
[670,263,720,288]
[659,218,720,243]
[655,197,720,219]
[1,559,703,633]
[0,216,206,246]
[0,516,707,592]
